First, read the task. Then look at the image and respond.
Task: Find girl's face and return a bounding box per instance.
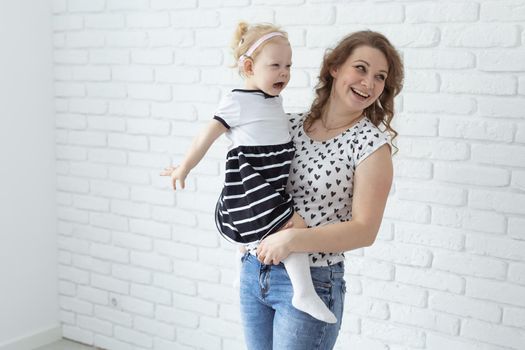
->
[330,45,388,115]
[245,38,292,96]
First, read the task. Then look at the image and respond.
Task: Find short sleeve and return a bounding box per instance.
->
[213,92,241,129]
[355,123,391,167]
[287,112,306,137]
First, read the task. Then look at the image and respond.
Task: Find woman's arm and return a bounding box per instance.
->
[257,144,393,265]
[160,119,227,190]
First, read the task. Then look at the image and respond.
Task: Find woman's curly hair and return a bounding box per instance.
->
[306,31,404,149]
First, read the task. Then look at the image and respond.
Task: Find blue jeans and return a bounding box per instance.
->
[239,252,346,350]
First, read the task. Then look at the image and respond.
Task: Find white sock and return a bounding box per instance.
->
[283,253,337,324]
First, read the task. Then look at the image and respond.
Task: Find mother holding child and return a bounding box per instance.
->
[161,21,403,350]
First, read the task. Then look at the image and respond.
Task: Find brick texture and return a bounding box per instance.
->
[52,0,525,349]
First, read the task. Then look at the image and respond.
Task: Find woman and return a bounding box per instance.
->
[239,30,404,349]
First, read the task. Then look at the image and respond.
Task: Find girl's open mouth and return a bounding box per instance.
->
[273,82,285,89]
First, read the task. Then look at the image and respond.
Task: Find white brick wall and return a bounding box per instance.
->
[52,0,525,349]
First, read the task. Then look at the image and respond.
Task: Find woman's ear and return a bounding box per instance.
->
[243,58,254,76]
[329,66,338,79]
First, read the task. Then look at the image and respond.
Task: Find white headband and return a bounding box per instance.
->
[238,32,286,65]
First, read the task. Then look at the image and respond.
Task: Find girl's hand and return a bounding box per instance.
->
[289,212,307,229]
[160,165,189,190]
[278,212,307,231]
[256,228,296,265]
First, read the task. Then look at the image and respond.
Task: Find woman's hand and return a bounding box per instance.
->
[257,228,297,265]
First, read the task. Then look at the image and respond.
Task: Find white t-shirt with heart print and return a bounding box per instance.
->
[286,113,391,267]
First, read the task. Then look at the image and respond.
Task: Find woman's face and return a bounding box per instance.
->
[330,45,389,115]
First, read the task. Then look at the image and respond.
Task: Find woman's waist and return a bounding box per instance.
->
[245,249,345,268]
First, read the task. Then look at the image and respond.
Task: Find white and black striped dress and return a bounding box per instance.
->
[213,89,295,244]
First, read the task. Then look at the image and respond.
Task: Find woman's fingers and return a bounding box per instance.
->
[257,245,277,265]
[259,256,276,265]
[256,247,264,263]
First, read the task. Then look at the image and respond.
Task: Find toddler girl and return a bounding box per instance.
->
[161,22,336,324]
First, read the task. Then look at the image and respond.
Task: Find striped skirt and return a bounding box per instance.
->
[215,142,295,244]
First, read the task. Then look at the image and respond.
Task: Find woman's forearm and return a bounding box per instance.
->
[288,145,393,255]
[290,219,379,254]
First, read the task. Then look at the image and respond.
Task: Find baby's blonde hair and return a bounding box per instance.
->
[231,21,288,76]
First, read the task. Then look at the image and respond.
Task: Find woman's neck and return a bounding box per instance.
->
[322,98,363,128]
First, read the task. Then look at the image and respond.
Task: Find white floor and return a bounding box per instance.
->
[34,339,96,350]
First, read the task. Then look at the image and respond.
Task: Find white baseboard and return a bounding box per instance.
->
[0,325,61,350]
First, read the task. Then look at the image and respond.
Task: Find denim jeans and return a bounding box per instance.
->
[239,252,346,350]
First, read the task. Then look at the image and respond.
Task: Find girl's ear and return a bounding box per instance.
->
[243,58,255,76]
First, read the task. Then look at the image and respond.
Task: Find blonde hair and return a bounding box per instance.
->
[231,21,288,76]
[307,31,404,150]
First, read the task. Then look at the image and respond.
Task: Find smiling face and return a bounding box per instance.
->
[244,37,292,96]
[330,45,389,116]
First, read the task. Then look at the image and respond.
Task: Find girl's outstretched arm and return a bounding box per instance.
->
[160,119,227,190]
